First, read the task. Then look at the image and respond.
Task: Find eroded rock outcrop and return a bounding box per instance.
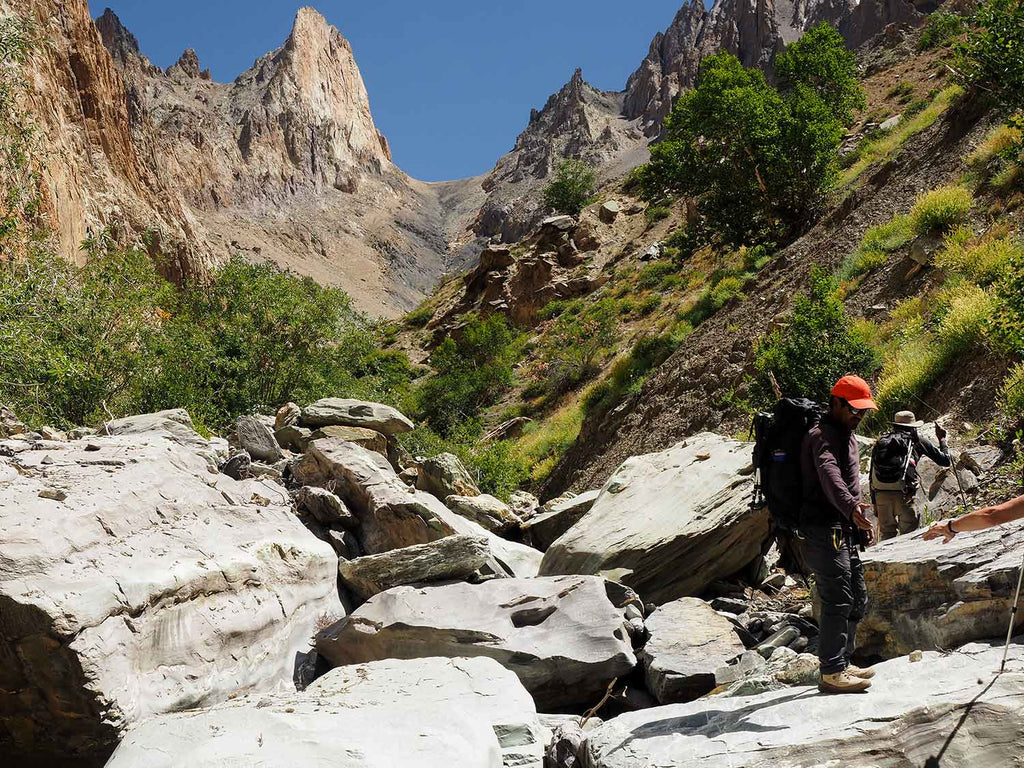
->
[316,575,637,710]
[0,412,342,765]
[539,433,769,604]
[859,523,1024,658]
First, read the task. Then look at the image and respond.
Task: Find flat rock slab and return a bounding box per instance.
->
[582,642,1024,768]
[859,523,1024,657]
[522,490,599,551]
[338,534,494,599]
[540,433,768,604]
[107,656,543,768]
[640,597,746,704]
[417,452,481,499]
[309,424,387,457]
[316,575,637,710]
[0,415,342,765]
[300,398,414,435]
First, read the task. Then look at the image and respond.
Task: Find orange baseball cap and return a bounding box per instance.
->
[831,375,877,410]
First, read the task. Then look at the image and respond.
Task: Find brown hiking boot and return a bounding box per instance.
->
[818,670,872,694]
[846,664,875,679]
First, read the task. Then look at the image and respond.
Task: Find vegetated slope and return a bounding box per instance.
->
[542,30,1004,498]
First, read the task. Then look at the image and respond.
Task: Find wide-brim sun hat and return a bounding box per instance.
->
[893,410,925,428]
[830,375,878,410]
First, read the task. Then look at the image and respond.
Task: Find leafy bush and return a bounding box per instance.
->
[909,185,973,233]
[989,249,1024,354]
[934,281,994,353]
[754,267,880,401]
[886,82,916,103]
[683,275,746,326]
[637,27,858,247]
[918,11,966,50]
[538,299,618,396]
[637,261,678,289]
[637,295,662,316]
[416,315,521,436]
[1002,361,1024,421]
[543,159,596,216]
[954,0,1024,111]
[903,98,929,119]
[0,245,407,431]
[968,123,1023,172]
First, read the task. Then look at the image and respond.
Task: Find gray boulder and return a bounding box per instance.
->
[522,490,599,551]
[295,485,356,528]
[598,200,619,224]
[417,452,481,499]
[309,424,388,457]
[294,438,541,576]
[102,408,207,448]
[447,493,521,534]
[0,419,342,765]
[539,434,769,604]
[274,424,312,452]
[300,398,414,436]
[640,597,745,704]
[338,534,495,599]
[316,575,637,710]
[510,490,540,520]
[581,642,1024,768]
[859,522,1024,657]
[274,401,301,430]
[235,414,284,463]
[107,656,544,768]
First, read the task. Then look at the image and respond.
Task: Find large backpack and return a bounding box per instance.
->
[751,397,822,533]
[870,432,914,493]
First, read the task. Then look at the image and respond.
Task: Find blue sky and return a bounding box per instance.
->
[88,1,687,181]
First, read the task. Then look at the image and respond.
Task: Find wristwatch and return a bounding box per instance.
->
[947,519,958,536]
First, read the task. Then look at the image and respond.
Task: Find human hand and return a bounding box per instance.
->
[922,521,954,543]
[853,503,873,532]
[935,423,947,441]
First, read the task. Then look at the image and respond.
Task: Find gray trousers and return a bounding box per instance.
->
[875,490,919,540]
[800,526,868,676]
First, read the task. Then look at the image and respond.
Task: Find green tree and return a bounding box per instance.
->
[0,16,41,250]
[954,0,1024,111]
[416,315,520,436]
[639,51,844,246]
[754,267,880,401]
[543,158,596,216]
[776,22,865,126]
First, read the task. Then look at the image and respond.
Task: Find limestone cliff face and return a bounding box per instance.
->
[1,0,210,278]
[623,0,923,136]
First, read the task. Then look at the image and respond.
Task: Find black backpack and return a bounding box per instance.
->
[751,397,822,532]
[870,432,914,493]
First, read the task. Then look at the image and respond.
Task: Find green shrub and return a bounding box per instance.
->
[954,0,1024,111]
[637,261,678,289]
[538,299,619,396]
[683,275,746,326]
[1002,361,1024,421]
[918,11,967,50]
[0,245,407,431]
[935,281,994,353]
[637,295,662,316]
[838,215,914,280]
[582,332,683,416]
[903,98,929,119]
[645,206,671,225]
[417,315,521,436]
[754,267,880,401]
[936,231,1022,285]
[989,250,1024,354]
[404,304,433,328]
[538,298,584,321]
[543,159,596,216]
[909,185,973,233]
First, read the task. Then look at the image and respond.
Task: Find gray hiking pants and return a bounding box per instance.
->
[800,526,868,676]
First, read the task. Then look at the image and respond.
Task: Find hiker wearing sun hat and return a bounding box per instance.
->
[799,375,878,694]
[870,410,952,540]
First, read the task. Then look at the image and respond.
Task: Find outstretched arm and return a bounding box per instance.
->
[923,494,1024,543]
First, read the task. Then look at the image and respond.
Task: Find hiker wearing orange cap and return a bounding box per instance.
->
[800,375,878,694]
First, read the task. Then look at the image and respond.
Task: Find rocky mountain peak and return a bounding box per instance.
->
[166,48,209,80]
[94,7,141,66]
